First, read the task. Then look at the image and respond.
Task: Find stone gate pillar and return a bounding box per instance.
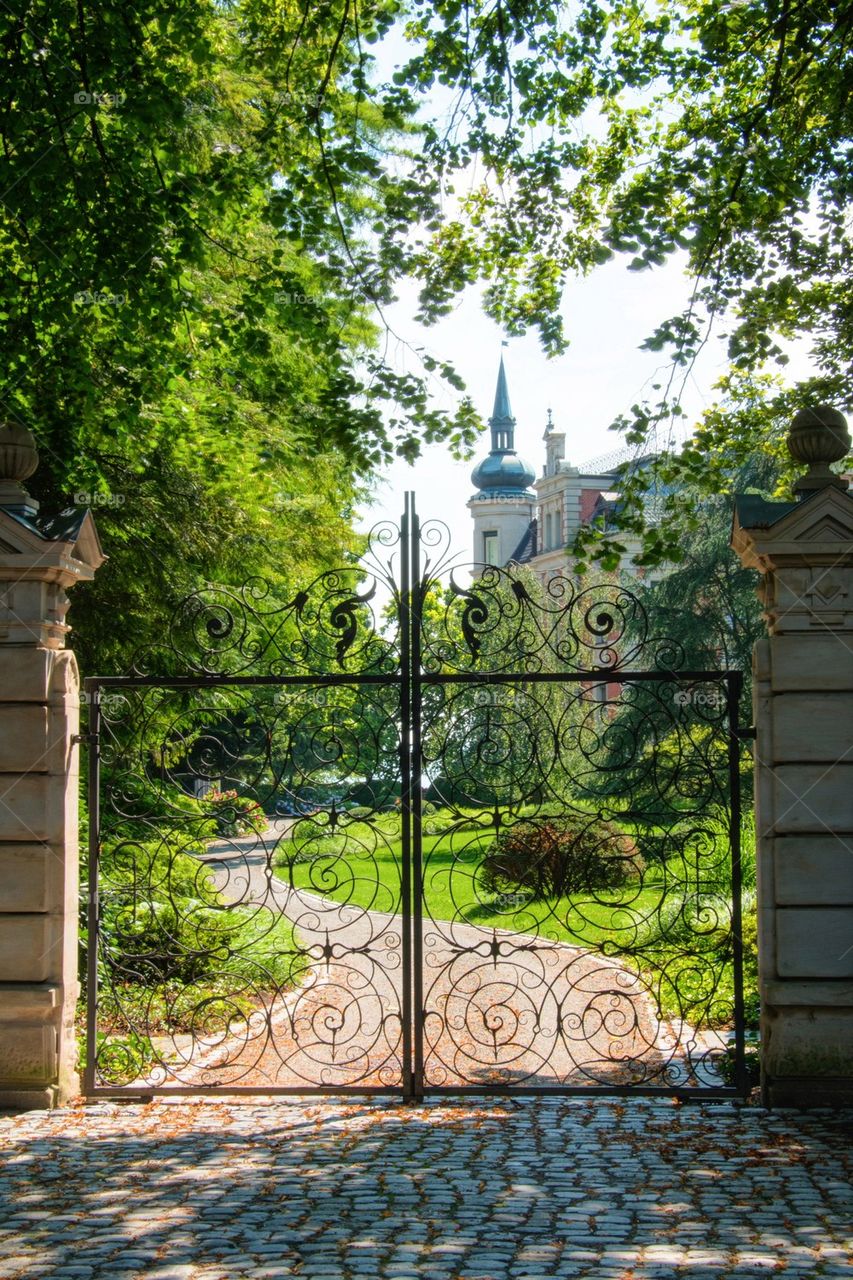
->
[0,424,104,1109]
[732,406,853,1107]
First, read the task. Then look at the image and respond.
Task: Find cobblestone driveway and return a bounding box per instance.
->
[1,1098,851,1279]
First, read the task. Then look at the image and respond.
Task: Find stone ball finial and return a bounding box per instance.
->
[788,405,851,498]
[0,421,39,484]
[0,421,40,514]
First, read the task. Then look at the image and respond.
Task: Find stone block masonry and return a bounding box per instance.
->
[732,405,853,1107]
[0,421,104,1109]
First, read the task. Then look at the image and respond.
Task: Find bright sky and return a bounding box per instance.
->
[357,255,730,558]
[354,21,814,561]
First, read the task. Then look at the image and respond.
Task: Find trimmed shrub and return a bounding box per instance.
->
[480,817,645,901]
[91,838,297,986]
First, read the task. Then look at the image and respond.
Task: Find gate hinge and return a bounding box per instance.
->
[733,726,756,741]
[72,732,99,746]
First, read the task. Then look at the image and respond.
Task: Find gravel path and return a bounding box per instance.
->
[115,823,722,1093]
[1,1097,851,1279]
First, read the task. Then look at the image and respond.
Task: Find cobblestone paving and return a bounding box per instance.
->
[0,1098,851,1280]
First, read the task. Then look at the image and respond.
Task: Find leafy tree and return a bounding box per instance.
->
[0,0,479,677]
[8,0,850,643]
[631,455,774,679]
[1,0,478,476]
[419,566,609,810]
[590,455,774,815]
[387,0,852,520]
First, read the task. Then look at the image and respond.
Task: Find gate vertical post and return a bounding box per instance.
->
[0,425,104,1109]
[408,493,424,1100]
[732,406,853,1107]
[399,493,414,1098]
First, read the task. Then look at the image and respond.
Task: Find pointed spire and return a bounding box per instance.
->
[491,353,514,426]
[471,350,535,495]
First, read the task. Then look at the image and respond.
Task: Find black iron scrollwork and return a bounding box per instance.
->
[416,672,738,1090]
[128,521,402,678]
[422,561,686,674]
[86,505,744,1096]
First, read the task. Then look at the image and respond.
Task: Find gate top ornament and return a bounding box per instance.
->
[122,499,686,680]
[415,514,686,674]
[732,406,853,636]
[124,505,686,679]
[788,404,850,498]
[128,520,404,677]
[420,559,685,675]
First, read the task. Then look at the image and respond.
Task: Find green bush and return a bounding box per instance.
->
[715,1041,761,1089]
[101,774,221,842]
[94,838,299,987]
[104,836,218,899]
[480,818,645,901]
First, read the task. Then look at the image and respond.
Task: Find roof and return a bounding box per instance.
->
[733,494,798,530]
[508,518,538,564]
[3,505,90,542]
[0,502,106,571]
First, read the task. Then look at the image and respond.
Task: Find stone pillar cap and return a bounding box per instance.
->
[0,421,40,515]
[789,405,851,498]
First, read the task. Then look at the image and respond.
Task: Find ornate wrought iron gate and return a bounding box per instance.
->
[84,495,750,1098]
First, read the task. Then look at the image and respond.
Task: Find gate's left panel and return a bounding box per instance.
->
[82,530,408,1097]
[85,677,404,1095]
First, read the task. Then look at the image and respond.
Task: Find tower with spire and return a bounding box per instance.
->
[467,355,670,583]
[468,353,536,568]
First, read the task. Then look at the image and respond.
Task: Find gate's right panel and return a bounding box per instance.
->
[413,568,748,1096]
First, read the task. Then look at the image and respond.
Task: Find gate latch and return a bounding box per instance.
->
[72,733,99,746]
[733,726,756,741]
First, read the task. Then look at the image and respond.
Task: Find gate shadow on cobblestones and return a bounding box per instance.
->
[1,1099,851,1279]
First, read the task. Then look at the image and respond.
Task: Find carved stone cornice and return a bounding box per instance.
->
[732,485,853,634]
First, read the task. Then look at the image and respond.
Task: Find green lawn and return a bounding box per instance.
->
[272,808,756,1028]
[273,811,732,949]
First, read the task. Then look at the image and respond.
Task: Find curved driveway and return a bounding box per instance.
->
[150,820,723,1092]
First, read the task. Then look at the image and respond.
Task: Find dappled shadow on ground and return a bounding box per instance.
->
[0,1099,851,1279]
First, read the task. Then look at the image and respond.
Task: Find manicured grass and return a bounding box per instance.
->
[274,812,725,949]
[272,808,755,1028]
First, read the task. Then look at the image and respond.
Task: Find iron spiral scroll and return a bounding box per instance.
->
[85,499,748,1097]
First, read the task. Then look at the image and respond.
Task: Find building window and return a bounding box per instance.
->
[483,530,499,565]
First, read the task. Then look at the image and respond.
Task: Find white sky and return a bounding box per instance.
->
[356,255,730,556]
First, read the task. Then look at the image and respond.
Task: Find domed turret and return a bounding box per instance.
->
[471,450,536,493]
[470,355,536,498]
[468,353,536,570]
